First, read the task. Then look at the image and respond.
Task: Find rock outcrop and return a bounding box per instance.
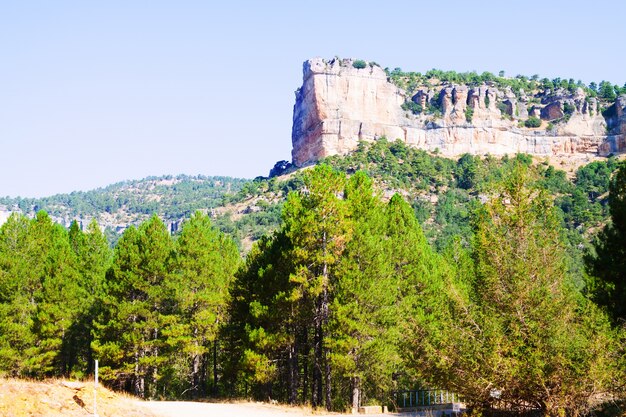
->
[291,58,626,166]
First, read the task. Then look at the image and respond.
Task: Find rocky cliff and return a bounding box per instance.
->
[292,57,626,166]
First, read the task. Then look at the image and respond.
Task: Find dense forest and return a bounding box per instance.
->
[1,147,626,416]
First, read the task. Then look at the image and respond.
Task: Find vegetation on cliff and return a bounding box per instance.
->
[382,64,626,132]
[386,66,626,101]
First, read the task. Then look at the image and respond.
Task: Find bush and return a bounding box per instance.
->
[563,102,575,120]
[465,106,474,123]
[352,60,367,69]
[401,101,422,115]
[524,116,542,128]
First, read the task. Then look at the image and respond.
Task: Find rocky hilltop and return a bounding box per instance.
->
[292,57,626,166]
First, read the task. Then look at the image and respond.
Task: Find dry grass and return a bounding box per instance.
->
[0,378,158,417]
[0,379,341,417]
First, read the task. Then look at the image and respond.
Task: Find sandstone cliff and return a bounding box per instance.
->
[292,58,626,166]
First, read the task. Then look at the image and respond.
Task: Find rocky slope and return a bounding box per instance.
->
[292,57,626,166]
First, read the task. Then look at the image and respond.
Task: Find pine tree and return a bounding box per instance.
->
[0,214,37,376]
[164,212,239,397]
[587,161,626,322]
[93,215,174,398]
[283,164,350,409]
[406,165,619,417]
[23,212,84,376]
[226,231,297,401]
[63,220,111,377]
[328,172,399,411]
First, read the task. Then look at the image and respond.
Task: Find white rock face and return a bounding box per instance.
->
[292,58,406,165]
[291,58,626,166]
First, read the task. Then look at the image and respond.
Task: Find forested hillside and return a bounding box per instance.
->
[231,139,621,283]
[0,175,247,244]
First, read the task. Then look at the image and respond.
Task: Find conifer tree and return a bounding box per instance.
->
[587,161,626,322]
[226,231,297,401]
[24,212,84,376]
[164,212,239,397]
[93,215,174,398]
[283,164,349,409]
[329,172,399,411]
[64,219,111,376]
[406,165,618,417]
[0,214,37,375]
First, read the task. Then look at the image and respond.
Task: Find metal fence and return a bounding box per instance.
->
[395,390,462,408]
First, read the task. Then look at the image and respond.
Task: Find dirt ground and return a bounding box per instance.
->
[139,400,338,417]
[0,378,394,417]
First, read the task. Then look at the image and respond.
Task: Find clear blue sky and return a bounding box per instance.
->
[1,0,624,197]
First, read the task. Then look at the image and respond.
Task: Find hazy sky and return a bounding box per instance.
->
[2,1,625,197]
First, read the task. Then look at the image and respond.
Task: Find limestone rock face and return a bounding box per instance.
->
[541,102,564,120]
[292,57,406,165]
[291,58,626,166]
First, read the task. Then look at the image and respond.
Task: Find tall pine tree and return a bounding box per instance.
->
[93,215,174,398]
[587,161,626,322]
[163,212,239,397]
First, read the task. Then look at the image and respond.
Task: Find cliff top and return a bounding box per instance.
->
[292,57,626,167]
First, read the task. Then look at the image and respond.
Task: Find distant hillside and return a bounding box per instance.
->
[0,175,248,244]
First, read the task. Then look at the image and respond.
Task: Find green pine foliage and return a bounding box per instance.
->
[92,213,239,399]
[166,212,240,397]
[586,161,626,322]
[93,216,174,398]
[328,173,401,410]
[403,164,620,416]
[0,212,90,377]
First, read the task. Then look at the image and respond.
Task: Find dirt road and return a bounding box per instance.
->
[139,400,337,417]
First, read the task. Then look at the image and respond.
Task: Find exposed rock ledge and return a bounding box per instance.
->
[291,57,626,166]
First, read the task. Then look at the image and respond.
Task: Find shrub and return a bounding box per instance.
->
[524,116,542,128]
[401,101,423,115]
[465,106,474,123]
[352,60,367,69]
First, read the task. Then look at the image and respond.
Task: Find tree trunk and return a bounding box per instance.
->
[191,353,200,399]
[351,376,360,412]
[288,342,298,404]
[213,339,218,395]
[321,246,331,411]
[134,349,144,398]
[312,303,322,407]
[302,328,309,405]
[148,327,158,399]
